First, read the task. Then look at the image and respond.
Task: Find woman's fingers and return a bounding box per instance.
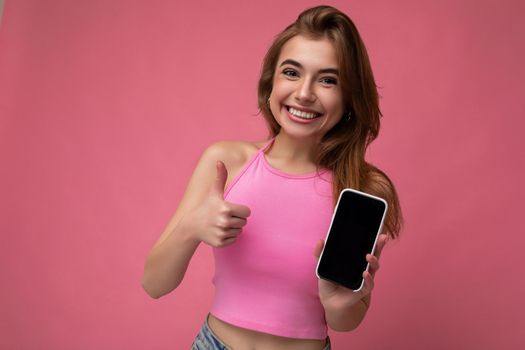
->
[361,271,375,294]
[374,234,388,259]
[228,202,251,220]
[313,239,324,259]
[221,236,238,247]
[367,254,380,277]
[225,227,242,236]
[213,228,242,247]
[226,217,247,229]
[216,216,245,229]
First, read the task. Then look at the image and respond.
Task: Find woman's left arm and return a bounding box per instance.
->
[314,234,387,331]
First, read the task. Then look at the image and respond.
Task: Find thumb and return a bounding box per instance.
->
[212,160,228,198]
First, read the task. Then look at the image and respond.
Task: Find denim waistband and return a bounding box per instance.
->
[191,315,230,350]
[191,315,331,350]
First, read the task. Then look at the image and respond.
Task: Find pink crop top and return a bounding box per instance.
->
[210,137,334,339]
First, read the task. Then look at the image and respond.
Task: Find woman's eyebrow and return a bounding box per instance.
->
[279,59,339,75]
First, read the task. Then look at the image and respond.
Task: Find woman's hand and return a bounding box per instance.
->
[182,161,251,248]
[313,234,388,309]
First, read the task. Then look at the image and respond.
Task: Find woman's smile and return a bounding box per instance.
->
[285,105,323,124]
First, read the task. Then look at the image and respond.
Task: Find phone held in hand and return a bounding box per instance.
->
[316,188,388,292]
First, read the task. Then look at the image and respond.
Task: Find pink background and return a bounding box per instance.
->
[1,0,524,349]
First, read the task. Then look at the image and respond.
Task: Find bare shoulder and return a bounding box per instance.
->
[202,140,258,167]
[201,139,266,188]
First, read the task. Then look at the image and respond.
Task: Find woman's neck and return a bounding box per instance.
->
[267,133,320,166]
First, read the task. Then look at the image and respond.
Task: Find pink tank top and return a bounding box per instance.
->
[210,137,334,339]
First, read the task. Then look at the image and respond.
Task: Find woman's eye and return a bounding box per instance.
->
[320,77,338,85]
[282,69,298,78]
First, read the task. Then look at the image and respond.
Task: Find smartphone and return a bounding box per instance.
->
[316,188,388,291]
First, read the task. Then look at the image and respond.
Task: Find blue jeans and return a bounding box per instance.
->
[191,316,231,350]
[191,316,331,350]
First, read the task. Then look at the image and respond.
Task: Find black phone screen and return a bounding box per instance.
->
[317,189,387,290]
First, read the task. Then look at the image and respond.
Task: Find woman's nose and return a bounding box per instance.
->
[295,80,316,103]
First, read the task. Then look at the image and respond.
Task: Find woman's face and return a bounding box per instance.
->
[269,35,344,141]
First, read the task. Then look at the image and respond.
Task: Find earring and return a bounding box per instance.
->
[267,98,271,107]
[346,111,352,121]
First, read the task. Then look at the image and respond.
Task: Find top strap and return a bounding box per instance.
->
[258,137,276,154]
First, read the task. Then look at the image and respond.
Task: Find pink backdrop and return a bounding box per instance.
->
[1,0,524,349]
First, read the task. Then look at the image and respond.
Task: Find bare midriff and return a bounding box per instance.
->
[207,314,328,350]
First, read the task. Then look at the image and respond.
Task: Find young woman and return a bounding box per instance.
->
[142,5,403,350]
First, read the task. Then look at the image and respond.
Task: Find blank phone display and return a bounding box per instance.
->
[317,189,387,290]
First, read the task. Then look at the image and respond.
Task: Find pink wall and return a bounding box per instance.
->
[1,0,524,349]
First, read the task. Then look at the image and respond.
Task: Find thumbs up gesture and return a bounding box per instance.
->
[187,160,251,248]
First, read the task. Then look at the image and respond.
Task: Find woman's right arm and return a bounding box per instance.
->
[141,142,251,299]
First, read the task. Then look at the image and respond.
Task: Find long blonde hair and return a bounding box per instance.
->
[257,5,403,238]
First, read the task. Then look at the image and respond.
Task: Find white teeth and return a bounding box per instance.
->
[288,107,319,119]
